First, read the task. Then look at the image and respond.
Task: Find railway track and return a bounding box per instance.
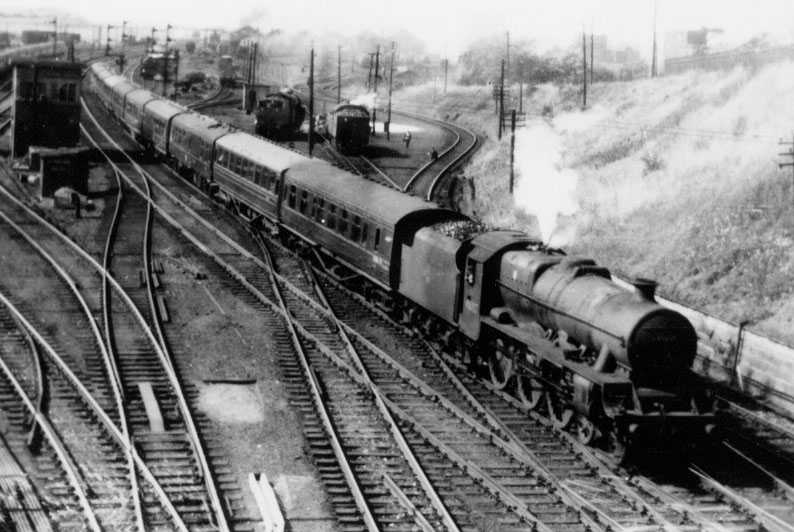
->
[81,94,598,531]
[0,182,191,530]
[394,109,479,202]
[77,82,794,532]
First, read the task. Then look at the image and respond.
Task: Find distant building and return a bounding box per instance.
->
[11,60,82,157]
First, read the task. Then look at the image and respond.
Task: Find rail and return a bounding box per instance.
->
[0,184,191,531]
[299,253,460,531]
[252,237,380,531]
[100,158,145,530]
[0,300,99,531]
[82,121,231,531]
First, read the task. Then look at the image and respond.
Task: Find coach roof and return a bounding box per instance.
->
[144,98,187,121]
[171,111,231,142]
[215,132,307,171]
[286,159,443,227]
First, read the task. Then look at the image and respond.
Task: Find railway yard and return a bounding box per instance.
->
[2,8,794,531]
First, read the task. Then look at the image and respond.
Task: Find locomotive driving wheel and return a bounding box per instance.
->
[488,340,514,389]
[547,392,574,429]
[516,375,545,410]
[575,416,597,445]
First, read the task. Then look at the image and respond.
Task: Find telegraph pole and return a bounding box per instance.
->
[337,45,342,103]
[505,31,510,80]
[366,53,373,89]
[443,58,448,94]
[150,27,157,53]
[590,32,594,84]
[119,20,127,75]
[51,18,57,56]
[163,24,172,97]
[651,0,658,77]
[509,109,516,193]
[386,42,395,140]
[105,24,113,56]
[498,59,505,140]
[372,45,380,135]
[779,133,794,201]
[308,47,315,157]
[582,31,588,108]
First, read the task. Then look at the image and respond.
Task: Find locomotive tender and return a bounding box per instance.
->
[325,103,370,153]
[88,61,715,454]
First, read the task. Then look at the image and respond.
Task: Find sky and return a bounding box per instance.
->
[4,0,794,58]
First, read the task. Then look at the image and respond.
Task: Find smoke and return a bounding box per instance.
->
[239,8,268,28]
[513,120,579,246]
[349,92,379,112]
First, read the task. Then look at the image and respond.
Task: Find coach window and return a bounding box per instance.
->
[327,205,336,230]
[361,223,369,246]
[216,149,225,165]
[288,185,297,209]
[374,228,381,250]
[339,210,348,235]
[351,216,361,241]
[315,198,325,223]
[299,190,308,213]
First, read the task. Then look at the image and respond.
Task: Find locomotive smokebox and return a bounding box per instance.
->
[632,278,658,302]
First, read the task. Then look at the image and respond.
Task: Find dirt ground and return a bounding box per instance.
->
[152,220,338,531]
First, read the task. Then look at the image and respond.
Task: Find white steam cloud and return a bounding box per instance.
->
[349,92,378,112]
[513,120,579,246]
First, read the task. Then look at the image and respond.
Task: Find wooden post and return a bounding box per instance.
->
[651,0,658,77]
[105,24,113,57]
[51,18,57,56]
[582,31,587,108]
[372,45,380,134]
[308,47,315,157]
[519,80,523,114]
[387,42,395,141]
[510,109,516,194]
[337,45,341,104]
[443,58,448,94]
[590,32,594,85]
[498,59,505,140]
[505,31,510,80]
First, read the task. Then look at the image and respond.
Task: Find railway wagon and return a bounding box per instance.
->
[212,132,306,219]
[169,112,230,187]
[254,90,305,139]
[326,103,370,153]
[141,98,186,156]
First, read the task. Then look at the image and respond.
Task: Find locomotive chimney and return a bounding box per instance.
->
[632,277,658,301]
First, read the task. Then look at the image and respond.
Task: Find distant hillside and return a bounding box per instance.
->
[392,62,794,345]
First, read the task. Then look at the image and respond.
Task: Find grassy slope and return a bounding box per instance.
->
[391,63,794,345]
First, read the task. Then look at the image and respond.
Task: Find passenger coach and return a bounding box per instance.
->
[169,112,230,187]
[212,132,306,220]
[282,160,461,288]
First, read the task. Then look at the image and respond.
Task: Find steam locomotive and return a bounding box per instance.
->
[254,89,305,139]
[88,61,716,456]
